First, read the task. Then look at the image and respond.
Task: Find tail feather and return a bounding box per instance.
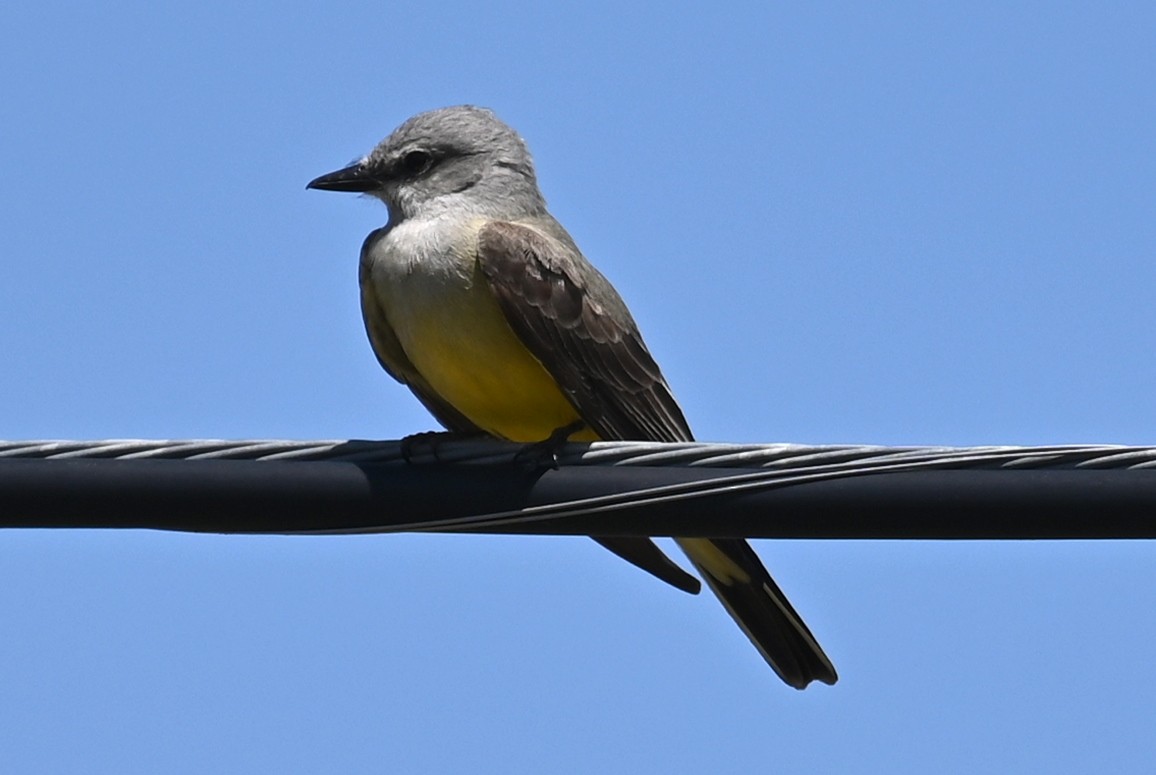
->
[592,536,702,594]
[676,537,837,689]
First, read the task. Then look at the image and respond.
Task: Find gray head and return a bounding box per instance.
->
[307,106,546,221]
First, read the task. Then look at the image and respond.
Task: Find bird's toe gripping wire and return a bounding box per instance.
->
[513,420,588,469]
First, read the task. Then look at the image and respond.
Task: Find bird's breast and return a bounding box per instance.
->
[362,217,594,442]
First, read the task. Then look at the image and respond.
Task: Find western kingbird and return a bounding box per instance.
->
[307,106,836,689]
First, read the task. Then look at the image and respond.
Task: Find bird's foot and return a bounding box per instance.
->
[513,420,587,469]
[400,430,487,464]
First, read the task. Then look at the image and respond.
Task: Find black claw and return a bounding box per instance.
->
[513,421,586,469]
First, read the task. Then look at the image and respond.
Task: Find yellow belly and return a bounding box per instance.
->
[390,264,598,443]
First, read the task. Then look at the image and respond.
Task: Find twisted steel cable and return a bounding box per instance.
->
[3,438,1155,468]
[2,439,1155,538]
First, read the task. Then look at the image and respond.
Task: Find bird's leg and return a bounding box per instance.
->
[513,420,587,469]
[400,430,488,463]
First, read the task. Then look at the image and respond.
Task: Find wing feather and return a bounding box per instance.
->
[477,220,838,687]
[476,220,692,443]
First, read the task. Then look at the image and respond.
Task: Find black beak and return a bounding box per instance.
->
[306,163,381,193]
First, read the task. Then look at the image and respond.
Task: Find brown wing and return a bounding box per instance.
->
[476,220,692,443]
[477,220,707,593]
[478,221,838,687]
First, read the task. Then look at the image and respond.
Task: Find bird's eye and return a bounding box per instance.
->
[399,150,434,177]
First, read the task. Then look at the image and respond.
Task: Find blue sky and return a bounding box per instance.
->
[3,1,1156,772]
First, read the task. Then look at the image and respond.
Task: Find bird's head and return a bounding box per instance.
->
[307,105,546,222]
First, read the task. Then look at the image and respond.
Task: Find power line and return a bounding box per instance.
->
[2,439,1155,538]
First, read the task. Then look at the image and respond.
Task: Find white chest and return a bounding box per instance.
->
[366,216,475,284]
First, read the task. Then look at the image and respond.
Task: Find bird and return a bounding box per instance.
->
[307,105,836,689]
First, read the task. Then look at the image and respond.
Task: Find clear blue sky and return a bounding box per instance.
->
[3,2,1156,772]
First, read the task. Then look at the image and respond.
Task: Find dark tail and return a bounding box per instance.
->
[676,537,837,689]
[592,536,702,594]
